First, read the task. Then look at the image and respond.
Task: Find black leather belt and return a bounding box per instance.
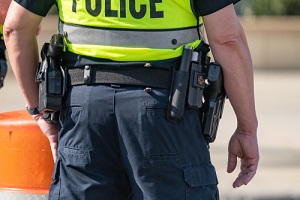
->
[68,65,173,89]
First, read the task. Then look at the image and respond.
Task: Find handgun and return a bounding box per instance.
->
[201,62,226,143]
[35,34,66,114]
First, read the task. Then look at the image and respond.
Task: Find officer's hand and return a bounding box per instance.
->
[227,129,259,188]
[33,114,59,163]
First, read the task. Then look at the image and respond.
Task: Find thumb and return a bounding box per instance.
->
[47,132,58,163]
[227,152,237,173]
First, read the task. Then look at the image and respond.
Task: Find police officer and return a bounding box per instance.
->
[4,0,259,199]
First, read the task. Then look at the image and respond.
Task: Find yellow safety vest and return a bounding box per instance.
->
[0,24,3,40]
[57,0,203,61]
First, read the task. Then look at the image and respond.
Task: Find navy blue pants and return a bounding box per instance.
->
[49,85,219,200]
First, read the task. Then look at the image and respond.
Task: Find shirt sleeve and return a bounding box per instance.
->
[194,0,240,16]
[14,0,55,17]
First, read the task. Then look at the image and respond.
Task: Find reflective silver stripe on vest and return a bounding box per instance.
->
[59,21,202,49]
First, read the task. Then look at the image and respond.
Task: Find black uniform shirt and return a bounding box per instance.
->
[15,0,240,17]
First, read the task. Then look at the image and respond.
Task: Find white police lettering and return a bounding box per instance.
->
[72,0,164,19]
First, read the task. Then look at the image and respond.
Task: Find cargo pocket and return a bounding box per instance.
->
[183,164,219,200]
[62,146,91,166]
[48,159,61,200]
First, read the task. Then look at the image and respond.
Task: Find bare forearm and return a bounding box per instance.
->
[203,5,258,134]
[210,29,258,133]
[5,31,39,107]
[4,1,42,108]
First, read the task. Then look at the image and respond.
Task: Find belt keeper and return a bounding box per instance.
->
[83,65,91,84]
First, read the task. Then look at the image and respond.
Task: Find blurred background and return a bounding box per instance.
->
[0,0,300,199]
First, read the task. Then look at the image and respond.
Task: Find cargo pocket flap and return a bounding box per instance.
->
[183,164,218,187]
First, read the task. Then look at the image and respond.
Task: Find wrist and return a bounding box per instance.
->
[26,104,40,115]
[237,121,258,136]
[236,110,258,133]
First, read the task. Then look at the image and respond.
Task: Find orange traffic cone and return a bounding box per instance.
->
[0,110,54,199]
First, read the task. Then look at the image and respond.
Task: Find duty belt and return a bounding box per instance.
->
[68,65,173,89]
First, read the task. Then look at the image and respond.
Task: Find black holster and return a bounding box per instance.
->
[200,63,227,143]
[35,34,66,115]
[166,42,227,143]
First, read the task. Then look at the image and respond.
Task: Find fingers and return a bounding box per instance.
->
[227,152,237,173]
[232,156,258,188]
[51,146,58,163]
[228,152,257,188]
[232,164,257,188]
[227,130,259,188]
[49,136,58,163]
[46,127,58,163]
[36,117,59,163]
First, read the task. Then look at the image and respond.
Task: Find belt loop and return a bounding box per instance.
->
[83,65,91,84]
